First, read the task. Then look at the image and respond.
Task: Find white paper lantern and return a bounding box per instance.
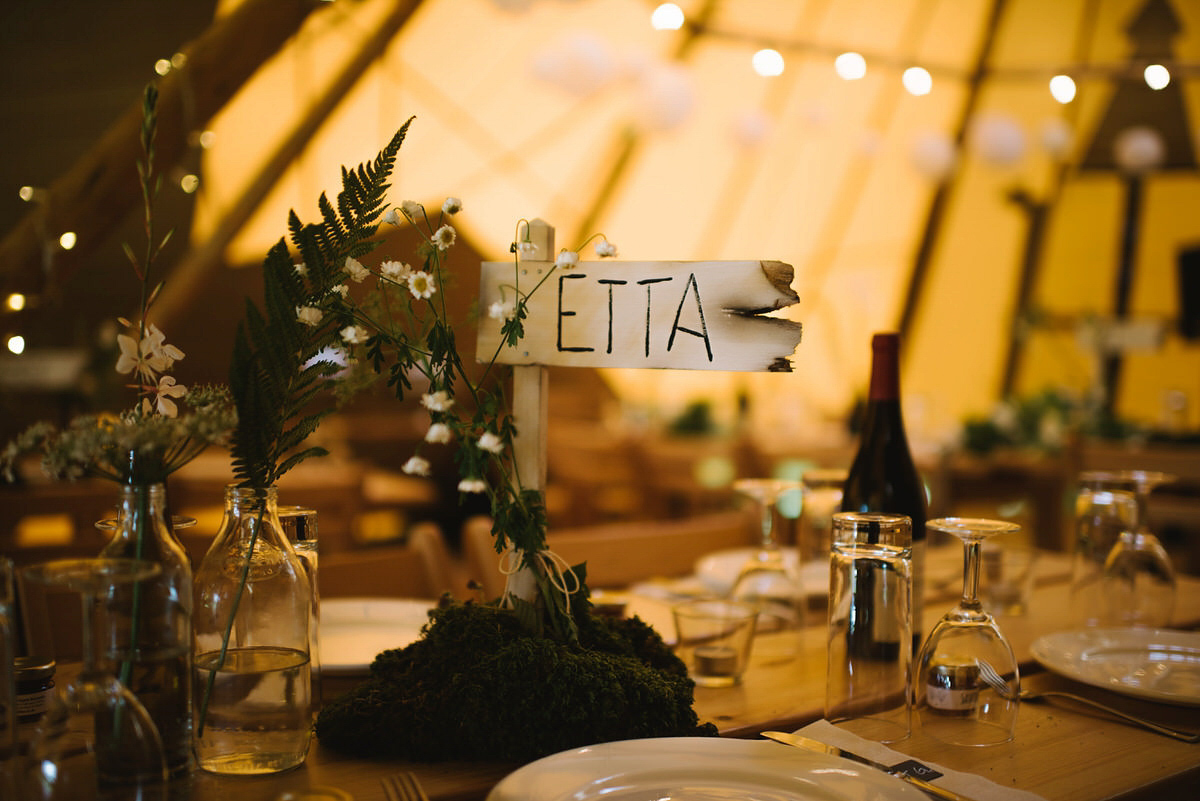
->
[911,130,957,180]
[970,113,1026,166]
[1113,126,1165,173]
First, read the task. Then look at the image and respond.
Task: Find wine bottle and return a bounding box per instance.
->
[840,332,927,655]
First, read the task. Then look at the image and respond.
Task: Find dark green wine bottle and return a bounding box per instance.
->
[840,332,926,655]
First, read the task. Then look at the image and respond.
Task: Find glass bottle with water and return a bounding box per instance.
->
[192,485,311,775]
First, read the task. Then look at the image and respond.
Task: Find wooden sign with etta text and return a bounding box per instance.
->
[476,254,803,372]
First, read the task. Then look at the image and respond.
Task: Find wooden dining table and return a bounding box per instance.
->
[178,552,1200,801]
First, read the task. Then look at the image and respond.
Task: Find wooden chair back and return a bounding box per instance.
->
[465,508,758,598]
[319,522,452,600]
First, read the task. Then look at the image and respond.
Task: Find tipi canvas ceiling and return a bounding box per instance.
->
[18,0,1200,445]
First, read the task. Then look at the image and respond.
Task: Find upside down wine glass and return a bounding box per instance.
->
[729,478,805,663]
[1077,470,1177,627]
[915,518,1020,747]
[23,558,168,801]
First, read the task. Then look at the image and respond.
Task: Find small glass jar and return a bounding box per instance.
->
[925,659,981,716]
[14,656,56,726]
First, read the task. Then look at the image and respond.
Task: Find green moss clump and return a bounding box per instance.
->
[314,601,717,762]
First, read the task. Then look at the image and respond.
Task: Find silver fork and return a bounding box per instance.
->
[975,659,1200,743]
[381,771,432,801]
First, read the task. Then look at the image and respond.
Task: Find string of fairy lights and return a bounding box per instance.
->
[4,0,1196,358]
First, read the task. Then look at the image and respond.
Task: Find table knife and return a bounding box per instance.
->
[760,730,973,801]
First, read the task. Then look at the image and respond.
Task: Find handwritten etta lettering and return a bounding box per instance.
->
[479,259,804,373]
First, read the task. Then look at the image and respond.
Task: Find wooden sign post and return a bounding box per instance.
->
[478,220,804,497]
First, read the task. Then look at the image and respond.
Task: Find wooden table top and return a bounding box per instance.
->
[179,563,1200,801]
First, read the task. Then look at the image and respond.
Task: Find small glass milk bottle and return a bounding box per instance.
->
[192,485,311,775]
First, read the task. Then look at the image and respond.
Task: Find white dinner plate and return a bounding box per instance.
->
[319,598,433,675]
[1031,627,1200,706]
[695,548,830,598]
[487,737,925,801]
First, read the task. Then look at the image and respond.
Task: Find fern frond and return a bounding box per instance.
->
[229,124,412,489]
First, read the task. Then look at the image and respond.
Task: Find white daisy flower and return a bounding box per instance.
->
[408,270,437,299]
[442,197,462,215]
[296,305,323,327]
[421,391,454,412]
[477,431,504,454]
[340,325,368,345]
[380,260,411,280]
[402,456,431,477]
[487,300,515,321]
[382,208,401,226]
[400,200,423,219]
[555,250,579,268]
[294,262,308,277]
[344,256,370,282]
[329,284,349,298]
[432,224,456,251]
[595,239,617,258]
[457,478,487,494]
[424,423,452,444]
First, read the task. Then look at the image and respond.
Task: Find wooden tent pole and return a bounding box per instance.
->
[896,0,1009,348]
[0,0,318,296]
[153,0,425,327]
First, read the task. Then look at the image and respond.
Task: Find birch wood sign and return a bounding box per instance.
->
[477,257,803,372]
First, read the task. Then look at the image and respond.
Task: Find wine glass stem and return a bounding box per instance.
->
[961,539,983,609]
[79,592,99,678]
[759,499,775,550]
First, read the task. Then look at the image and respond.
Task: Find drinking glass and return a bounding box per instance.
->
[799,468,846,562]
[729,478,805,663]
[1077,470,1176,627]
[279,506,320,701]
[915,518,1020,746]
[22,558,168,801]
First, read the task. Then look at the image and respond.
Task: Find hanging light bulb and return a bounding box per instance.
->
[180,174,200,194]
[651,3,684,31]
[902,66,932,96]
[1144,64,1170,90]
[1049,74,1076,104]
[58,232,77,250]
[6,335,25,355]
[5,293,26,312]
[752,49,785,77]
[154,58,172,76]
[834,52,866,81]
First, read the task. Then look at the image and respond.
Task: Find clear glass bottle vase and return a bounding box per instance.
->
[192,485,312,775]
[97,481,194,781]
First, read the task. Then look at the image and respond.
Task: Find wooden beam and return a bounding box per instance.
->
[0,0,318,296]
[153,0,425,327]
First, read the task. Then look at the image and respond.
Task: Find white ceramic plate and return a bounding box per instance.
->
[695,548,830,598]
[487,737,924,801]
[1031,628,1200,706]
[319,598,433,675]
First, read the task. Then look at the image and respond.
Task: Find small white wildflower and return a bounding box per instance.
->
[294,262,308,277]
[296,305,323,326]
[555,250,579,269]
[382,208,401,226]
[380,260,411,280]
[402,456,431,477]
[477,431,504,454]
[518,241,537,256]
[595,239,617,258]
[487,300,515,321]
[154,374,187,417]
[442,197,462,215]
[432,224,456,251]
[457,478,487,494]
[329,284,349,298]
[408,270,437,299]
[421,390,454,413]
[344,256,370,283]
[400,200,423,219]
[424,422,452,444]
[340,325,368,345]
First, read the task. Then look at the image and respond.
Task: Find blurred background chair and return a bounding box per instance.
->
[319,522,456,599]
[465,508,758,598]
